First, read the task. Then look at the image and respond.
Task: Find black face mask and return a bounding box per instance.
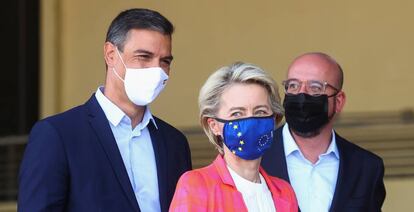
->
[283,93,330,136]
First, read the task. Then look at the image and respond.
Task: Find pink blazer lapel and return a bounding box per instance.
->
[260,167,296,212]
[213,155,249,211]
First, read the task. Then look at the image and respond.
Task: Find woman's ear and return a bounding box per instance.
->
[207,118,221,136]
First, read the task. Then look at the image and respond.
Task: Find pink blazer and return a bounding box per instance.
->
[170,155,298,212]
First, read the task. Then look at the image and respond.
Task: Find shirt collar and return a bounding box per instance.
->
[282,124,339,159]
[95,86,158,129]
[326,131,339,159]
[283,124,300,157]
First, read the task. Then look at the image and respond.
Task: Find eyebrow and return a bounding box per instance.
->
[133,49,154,55]
[228,105,270,112]
[228,107,246,112]
[254,105,271,110]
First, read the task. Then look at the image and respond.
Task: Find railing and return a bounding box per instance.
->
[0,136,26,203]
[1,110,413,204]
[334,109,414,177]
[184,109,414,178]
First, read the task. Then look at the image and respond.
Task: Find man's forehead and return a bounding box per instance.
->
[287,55,338,79]
[123,29,172,53]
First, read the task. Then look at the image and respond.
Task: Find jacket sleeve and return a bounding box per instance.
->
[169,171,208,212]
[18,120,69,212]
[371,158,386,211]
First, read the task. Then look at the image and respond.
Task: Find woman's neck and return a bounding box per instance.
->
[223,148,261,183]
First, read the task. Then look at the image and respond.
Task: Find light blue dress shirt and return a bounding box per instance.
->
[283,124,339,212]
[95,87,161,212]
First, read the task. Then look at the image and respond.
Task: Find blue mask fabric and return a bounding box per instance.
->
[215,115,275,160]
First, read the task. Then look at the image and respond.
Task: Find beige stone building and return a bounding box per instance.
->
[2,0,414,211]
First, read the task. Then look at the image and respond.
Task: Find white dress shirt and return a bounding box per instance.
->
[228,166,276,212]
[283,124,339,212]
[95,87,161,212]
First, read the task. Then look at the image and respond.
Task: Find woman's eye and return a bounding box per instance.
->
[231,112,242,117]
[255,110,269,116]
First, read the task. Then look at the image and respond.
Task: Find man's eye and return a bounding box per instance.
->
[309,85,322,92]
[161,59,172,65]
[137,55,151,60]
[288,83,299,90]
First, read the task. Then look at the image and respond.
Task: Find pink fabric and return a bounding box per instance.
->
[170,155,298,212]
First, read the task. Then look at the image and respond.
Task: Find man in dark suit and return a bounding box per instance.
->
[18,8,192,212]
[262,52,385,211]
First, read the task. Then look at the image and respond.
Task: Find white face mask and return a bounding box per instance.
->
[113,48,169,106]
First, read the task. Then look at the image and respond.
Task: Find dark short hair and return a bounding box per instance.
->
[105,8,174,52]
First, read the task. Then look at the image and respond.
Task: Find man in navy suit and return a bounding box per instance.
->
[262,52,385,211]
[18,8,192,212]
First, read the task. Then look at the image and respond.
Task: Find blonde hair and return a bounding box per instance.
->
[198,62,284,154]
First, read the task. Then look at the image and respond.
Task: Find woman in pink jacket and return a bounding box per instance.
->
[170,62,298,212]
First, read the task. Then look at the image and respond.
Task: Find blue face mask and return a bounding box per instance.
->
[215,115,275,160]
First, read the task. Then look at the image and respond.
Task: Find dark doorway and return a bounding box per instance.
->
[0,0,39,202]
[0,0,39,136]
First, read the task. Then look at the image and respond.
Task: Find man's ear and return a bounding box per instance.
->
[335,91,346,113]
[104,42,117,68]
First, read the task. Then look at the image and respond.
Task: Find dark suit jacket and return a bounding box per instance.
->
[261,126,386,212]
[18,95,192,212]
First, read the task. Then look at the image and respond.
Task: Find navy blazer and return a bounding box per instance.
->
[261,126,386,212]
[18,95,192,212]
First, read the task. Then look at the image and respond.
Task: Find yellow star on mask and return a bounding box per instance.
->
[232,150,236,154]
[237,132,242,137]
[233,125,238,130]
[238,147,243,151]
[229,122,233,125]
[239,140,244,145]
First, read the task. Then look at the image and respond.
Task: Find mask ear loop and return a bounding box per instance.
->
[328,92,339,121]
[112,67,125,82]
[112,47,127,82]
[115,47,128,68]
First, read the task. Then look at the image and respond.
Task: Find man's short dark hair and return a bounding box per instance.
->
[105,8,174,52]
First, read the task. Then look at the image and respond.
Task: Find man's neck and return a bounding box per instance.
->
[104,82,145,129]
[291,125,334,164]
